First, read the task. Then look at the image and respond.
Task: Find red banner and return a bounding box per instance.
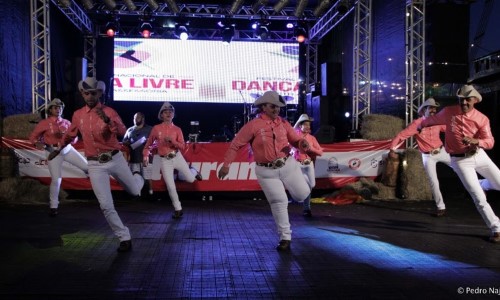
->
[1,138,391,191]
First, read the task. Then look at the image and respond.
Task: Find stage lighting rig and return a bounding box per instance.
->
[140,22,154,38]
[105,21,119,37]
[294,26,307,43]
[175,24,189,40]
[221,24,235,45]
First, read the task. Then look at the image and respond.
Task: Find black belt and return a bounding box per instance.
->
[87,149,120,162]
[423,146,442,155]
[256,156,289,169]
[450,150,478,158]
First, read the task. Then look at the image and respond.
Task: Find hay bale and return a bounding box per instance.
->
[0,177,67,205]
[3,113,41,139]
[334,148,433,201]
[360,114,404,140]
[402,148,432,200]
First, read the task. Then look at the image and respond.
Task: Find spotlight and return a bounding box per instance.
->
[314,0,332,17]
[294,0,308,18]
[81,0,94,10]
[221,25,235,45]
[105,21,118,37]
[122,0,136,11]
[103,0,117,10]
[165,0,180,14]
[175,25,189,40]
[144,0,159,11]
[273,0,290,13]
[255,24,269,40]
[294,27,307,43]
[140,22,153,38]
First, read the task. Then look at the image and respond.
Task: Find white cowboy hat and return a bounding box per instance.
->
[294,114,314,129]
[418,98,440,114]
[47,98,65,110]
[456,84,482,102]
[158,101,175,120]
[253,91,286,107]
[78,77,106,93]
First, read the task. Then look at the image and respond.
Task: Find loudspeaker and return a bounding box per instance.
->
[321,62,342,97]
[314,125,335,144]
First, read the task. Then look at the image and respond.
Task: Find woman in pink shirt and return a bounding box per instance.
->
[292,114,324,217]
[29,98,88,217]
[143,102,199,219]
[218,91,311,251]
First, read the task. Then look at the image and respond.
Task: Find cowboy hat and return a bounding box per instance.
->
[418,98,440,114]
[78,77,106,93]
[47,98,65,110]
[158,101,175,120]
[253,91,286,107]
[294,114,314,129]
[456,84,482,102]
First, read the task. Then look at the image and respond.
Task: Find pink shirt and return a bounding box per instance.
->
[292,129,324,161]
[64,103,126,157]
[29,116,74,146]
[223,114,304,167]
[390,117,445,153]
[420,105,494,154]
[143,123,186,158]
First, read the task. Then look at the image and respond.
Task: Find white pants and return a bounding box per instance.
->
[256,158,310,241]
[47,145,88,209]
[451,148,500,233]
[160,153,195,211]
[130,162,153,180]
[421,149,451,210]
[88,152,144,242]
[299,162,315,210]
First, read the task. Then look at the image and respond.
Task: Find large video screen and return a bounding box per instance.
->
[112,38,300,105]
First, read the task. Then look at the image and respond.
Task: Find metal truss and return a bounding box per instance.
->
[31,0,51,114]
[352,0,372,131]
[305,43,319,94]
[89,3,317,21]
[405,0,425,135]
[30,0,93,114]
[309,0,356,42]
[105,25,297,42]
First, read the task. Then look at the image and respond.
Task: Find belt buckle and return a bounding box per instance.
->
[431,148,440,155]
[166,151,176,159]
[302,159,311,165]
[98,152,112,163]
[272,158,285,169]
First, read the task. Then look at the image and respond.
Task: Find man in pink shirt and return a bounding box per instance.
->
[29,98,88,217]
[143,102,200,219]
[390,98,451,217]
[218,91,311,251]
[420,85,500,243]
[60,77,144,252]
[292,114,324,217]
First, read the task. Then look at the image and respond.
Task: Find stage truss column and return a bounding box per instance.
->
[352,0,372,132]
[305,43,318,114]
[30,0,51,113]
[405,0,425,148]
[31,0,94,114]
[84,35,96,77]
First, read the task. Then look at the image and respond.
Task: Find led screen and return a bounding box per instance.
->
[113,38,300,105]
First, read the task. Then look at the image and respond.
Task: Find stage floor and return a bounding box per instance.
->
[1,188,500,299]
